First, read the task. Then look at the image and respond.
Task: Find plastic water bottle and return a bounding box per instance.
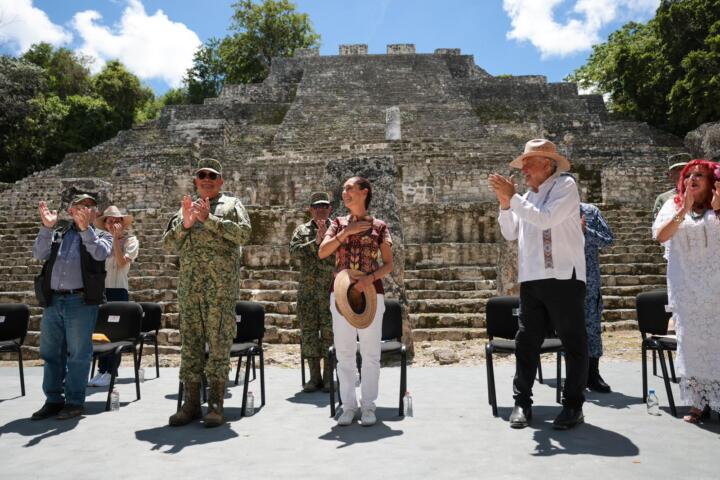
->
[403,391,413,417]
[110,388,120,412]
[246,391,255,416]
[647,389,660,416]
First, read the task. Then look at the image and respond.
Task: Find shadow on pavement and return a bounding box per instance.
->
[0,416,80,447]
[135,421,240,453]
[585,391,644,410]
[286,391,330,408]
[318,407,404,448]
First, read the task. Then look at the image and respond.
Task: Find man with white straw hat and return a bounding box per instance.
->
[489,139,588,430]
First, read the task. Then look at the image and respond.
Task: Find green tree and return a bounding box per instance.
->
[185,0,319,103]
[567,0,720,136]
[21,42,94,98]
[94,60,154,130]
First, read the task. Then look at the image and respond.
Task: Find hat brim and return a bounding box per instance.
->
[333,269,378,329]
[509,151,571,172]
[668,162,688,171]
[195,168,221,175]
[94,214,134,230]
[311,201,331,206]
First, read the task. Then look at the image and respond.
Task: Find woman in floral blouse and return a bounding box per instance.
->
[319,176,394,427]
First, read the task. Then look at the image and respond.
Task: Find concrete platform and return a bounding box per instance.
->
[0,361,718,479]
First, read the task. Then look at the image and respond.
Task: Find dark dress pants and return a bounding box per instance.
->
[513,276,588,409]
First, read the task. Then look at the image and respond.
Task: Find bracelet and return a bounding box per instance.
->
[673,213,684,223]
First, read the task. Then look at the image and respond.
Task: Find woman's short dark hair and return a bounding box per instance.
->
[349,176,372,209]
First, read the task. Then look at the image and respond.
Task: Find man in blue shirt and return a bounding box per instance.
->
[30,194,112,420]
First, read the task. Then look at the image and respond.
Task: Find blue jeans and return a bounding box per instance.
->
[98,289,128,374]
[40,293,98,406]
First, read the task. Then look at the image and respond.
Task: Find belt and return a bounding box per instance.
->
[52,288,84,295]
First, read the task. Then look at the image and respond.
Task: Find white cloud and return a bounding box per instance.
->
[72,0,201,87]
[0,0,72,53]
[503,0,659,58]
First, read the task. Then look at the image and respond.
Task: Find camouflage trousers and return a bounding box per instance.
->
[178,294,236,384]
[297,288,333,359]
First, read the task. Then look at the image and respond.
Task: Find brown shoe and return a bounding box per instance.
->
[56,404,84,420]
[203,381,226,428]
[169,382,202,426]
[31,402,65,420]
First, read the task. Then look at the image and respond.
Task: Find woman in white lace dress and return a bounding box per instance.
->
[653,159,720,423]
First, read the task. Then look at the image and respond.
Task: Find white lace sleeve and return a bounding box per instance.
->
[652,197,679,242]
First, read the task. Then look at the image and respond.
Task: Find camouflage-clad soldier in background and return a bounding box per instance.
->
[290,192,335,392]
[163,158,251,427]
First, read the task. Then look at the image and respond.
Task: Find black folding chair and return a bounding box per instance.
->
[0,304,30,397]
[484,296,564,417]
[636,290,678,416]
[329,299,408,417]
[91,302,143,411]
[177,301,266,417]
[137,302,162,378]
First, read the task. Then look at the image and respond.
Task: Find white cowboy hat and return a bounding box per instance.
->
[333,269,378,329]
[94,205,133,229]
[509,139,571,172]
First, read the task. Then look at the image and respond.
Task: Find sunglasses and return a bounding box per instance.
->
[196,171,220,180]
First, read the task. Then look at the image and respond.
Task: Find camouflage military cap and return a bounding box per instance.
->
[196,158,222,175]
[310,191,330,206]
[70,194,97,206]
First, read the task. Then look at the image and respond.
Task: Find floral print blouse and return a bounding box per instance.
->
[326,214,393,293]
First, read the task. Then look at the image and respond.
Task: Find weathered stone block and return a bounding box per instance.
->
[387,44,415,54]
[339,44,368,55]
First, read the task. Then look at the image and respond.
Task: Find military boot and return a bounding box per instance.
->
[321,357,333,393]
[302,358,323,392]
[169,382,202,426]
[203,381,226,428]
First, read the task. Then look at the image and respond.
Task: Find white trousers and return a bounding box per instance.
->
[330,293,385,411]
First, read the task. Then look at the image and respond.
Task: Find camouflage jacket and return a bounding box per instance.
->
[162,193,251,300]
[289,219,335,294]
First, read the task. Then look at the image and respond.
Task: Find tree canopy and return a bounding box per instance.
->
[185,0,320,103]
[567,0,720,136]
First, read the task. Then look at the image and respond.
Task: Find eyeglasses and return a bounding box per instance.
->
[196,171,219,180]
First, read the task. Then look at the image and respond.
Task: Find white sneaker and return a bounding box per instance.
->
[88,372,104,387]
[94,373,112,387]
[337,408,357,426]
[360,408,376,426]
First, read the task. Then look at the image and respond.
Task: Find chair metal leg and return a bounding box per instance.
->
[486,344,498,417]
[234,355,242,386]
[133,349,141,401]
[202,375,207,404]
[652,349,657,376]
[153,335,160,378]
[105,354,119,411]
[241,351,252,417]
[555,352,562,405]
[91,356,97,379]
[251,355,257,381]
[668,350,677,383]
[300,348,306,387]
[177,382,183,411]
[137,341,145,371]
[399,349,407,417]
[18,346,25,396]
[657,346,677,417]
[259,349,266,406]
[537,358,544,384]
[641,343,648,402]
[328,349,336,417]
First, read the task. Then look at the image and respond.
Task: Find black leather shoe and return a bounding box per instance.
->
[588,374,611,393]
[31,402,65,421]
[509,405,532,429]
[56,404,83,420]
[553,407,584,430]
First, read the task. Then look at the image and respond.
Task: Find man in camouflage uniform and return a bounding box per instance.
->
[163,158,251,427]
[290,192,335,392]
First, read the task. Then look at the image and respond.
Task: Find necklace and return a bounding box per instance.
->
[689,209,706,221]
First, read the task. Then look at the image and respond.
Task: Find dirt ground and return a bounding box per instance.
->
[2,330,643,369]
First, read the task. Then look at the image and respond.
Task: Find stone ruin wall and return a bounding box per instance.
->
[0,44,691,358]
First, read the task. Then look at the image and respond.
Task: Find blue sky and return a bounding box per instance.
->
[0,0,660,95]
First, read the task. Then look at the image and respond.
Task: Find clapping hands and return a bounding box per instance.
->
[38,201,57,228]
[182,195,211,229]
[489,174,517,209]
[712,181,720,211]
